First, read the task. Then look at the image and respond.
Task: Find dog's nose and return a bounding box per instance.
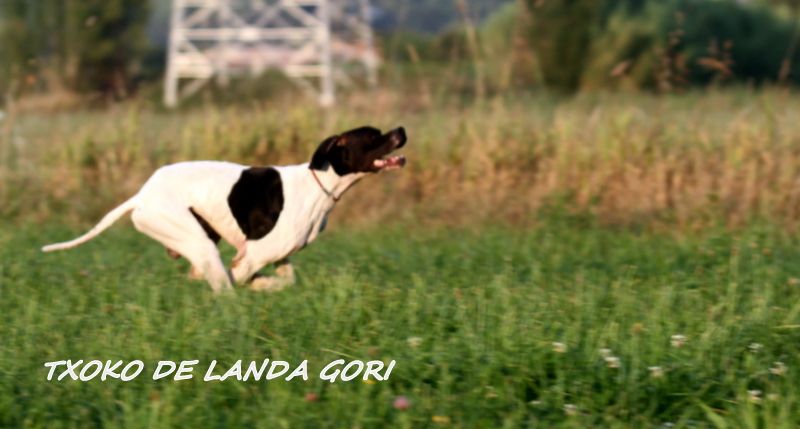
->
[390,127,407,148]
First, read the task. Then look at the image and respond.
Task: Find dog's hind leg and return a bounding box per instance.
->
[165,248,208,281]
[132,206,232,292]
[166,248,181,259]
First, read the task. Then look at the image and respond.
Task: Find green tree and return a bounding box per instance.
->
[0,0,150,100]
[525,0,603,92]
[0,0,66,95]
[71,0,150,98]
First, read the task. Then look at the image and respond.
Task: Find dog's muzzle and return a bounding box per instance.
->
[373,127,407,170]
[389,127,406,149]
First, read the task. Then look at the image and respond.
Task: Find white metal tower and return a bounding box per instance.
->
[164,0,378,107]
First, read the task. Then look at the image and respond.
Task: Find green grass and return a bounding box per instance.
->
[2,220,800,428]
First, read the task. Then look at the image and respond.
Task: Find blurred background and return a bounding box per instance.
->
[3,0,800,102]
[5,3,800,427]
[2,0,800,230]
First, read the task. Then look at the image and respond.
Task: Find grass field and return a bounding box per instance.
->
[5,90,800,230]
[2,219,800,428]
[3,91,800,427]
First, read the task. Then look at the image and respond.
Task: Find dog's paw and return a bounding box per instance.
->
[187,266,204,281]
[249,275,292,293]
[212,287,236,296]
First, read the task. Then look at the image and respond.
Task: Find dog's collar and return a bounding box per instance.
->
[311,169,340,202]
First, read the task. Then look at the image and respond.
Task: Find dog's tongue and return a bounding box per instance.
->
[374,156,406,169]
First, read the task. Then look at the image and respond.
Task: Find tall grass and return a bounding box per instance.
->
[2,90,800,230]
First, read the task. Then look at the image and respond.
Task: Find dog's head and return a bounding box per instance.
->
[309,126,407,175]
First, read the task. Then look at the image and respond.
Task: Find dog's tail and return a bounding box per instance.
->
[41,195,138,252]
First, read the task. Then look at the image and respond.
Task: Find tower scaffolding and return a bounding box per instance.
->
[164,0,378,107]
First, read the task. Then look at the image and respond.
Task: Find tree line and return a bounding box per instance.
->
[0,0,150,100]
[403,0,800,93]
[1,0,799,102]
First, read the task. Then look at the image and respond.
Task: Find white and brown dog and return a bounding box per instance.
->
[42,126,407,292]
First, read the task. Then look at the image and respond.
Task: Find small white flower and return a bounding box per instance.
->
[528,400,542,406]
[552,342,567,353]
[406,337,422,348]
[748,389,762,403]
[599,348,612,358]
[661,423,675,429]
[604,356,621,368]
[670,334,687,348]
[648,366,664,378]
[748,342,763,353]
[769,361,787,376]
[563,403,578,416]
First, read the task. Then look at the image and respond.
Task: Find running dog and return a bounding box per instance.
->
[42,126,407,292]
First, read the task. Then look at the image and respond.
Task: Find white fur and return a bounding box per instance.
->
[42,161,365,292]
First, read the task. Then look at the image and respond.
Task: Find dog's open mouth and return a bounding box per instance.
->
[373,155,406,171]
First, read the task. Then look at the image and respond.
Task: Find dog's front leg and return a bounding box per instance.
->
[230,238,248,267]
[249,259,295,292]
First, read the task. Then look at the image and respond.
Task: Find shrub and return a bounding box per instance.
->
[582,0,800,90]
[673,0,798,85]
[71,0,151,99]
[525,0,603,93]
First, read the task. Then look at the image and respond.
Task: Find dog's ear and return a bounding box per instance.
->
[309,135,339,170]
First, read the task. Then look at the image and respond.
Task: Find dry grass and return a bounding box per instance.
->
[3,89,800,230]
